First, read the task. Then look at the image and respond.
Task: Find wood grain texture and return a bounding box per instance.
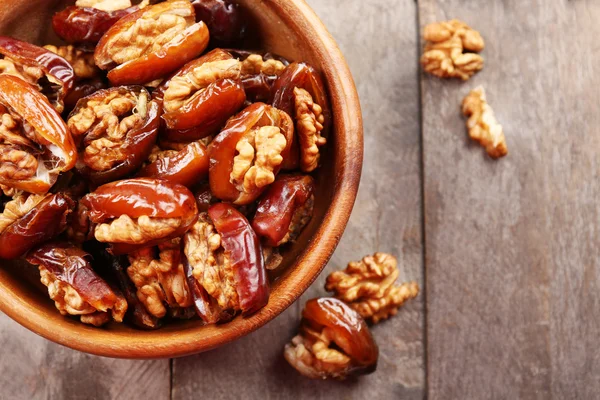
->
[0,314,170,400]
[420,0,600,399]
[172,0,424,398]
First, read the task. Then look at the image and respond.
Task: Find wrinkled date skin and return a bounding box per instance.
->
[252,174,315,246]
[0,36,75,113]
[137,141,209,188]
[303,297,379,376]
[208,102,294,204]
[193,183,216,212]
[52,4,141,45]
[94,1,210,85]
[208,203,269,315]
[26,241,125,315]
[81,178,198,254]
[191,0,245,45]
[271,63,331,170]
[0,75,77,194]
[159,48,246,136]
[0,194,74,259]
[70,86,160,185]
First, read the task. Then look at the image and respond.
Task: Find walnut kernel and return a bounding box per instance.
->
[294,87,326,172]
[462,86,507,159]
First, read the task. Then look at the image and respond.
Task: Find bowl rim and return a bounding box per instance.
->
[0,0,363,359]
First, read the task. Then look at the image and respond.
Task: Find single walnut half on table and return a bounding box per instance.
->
[325,252,419,324]
[421,19,485,81]
[462,86,507,159]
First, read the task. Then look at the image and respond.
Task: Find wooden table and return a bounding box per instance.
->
[2,0,598,398]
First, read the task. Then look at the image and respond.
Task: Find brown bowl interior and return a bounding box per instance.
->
[0,0,363,358]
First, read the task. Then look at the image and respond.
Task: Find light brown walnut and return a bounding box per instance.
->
[284,325,352,380]
[75,0,133,11]
[262,245,283,270]
[94,214,183,244]
[421,19,484,80]
[127,239,192,318]
[0,145,38,181]
[44,45,99,80]
[97,4,192,68]
[0,58,43,87]
[325,252,419,324]
[184,214,240,313]
[240,54,286,77]
[39,266,127,327]
[163,58,241,112]
[294,87,326,172]
[462,86,507,159]
[230,125,287,193]
[0,183,18,197]
[0,193,45,232]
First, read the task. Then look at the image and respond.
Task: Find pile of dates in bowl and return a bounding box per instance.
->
[0,0,330,329]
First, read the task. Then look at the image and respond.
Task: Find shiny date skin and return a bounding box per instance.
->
[191,0,246,45]
[26,241,126,318]
[271,63,331,170]
[94,1,210,86]
[52,4,141,45]
[137,141,209,188]
[208,102,294,205]
[71,86,160,185]
[252,174,315,246]
[0,194,74,260]
[208,203,269,315]
[0,36,75,112]
[303,298,379,376]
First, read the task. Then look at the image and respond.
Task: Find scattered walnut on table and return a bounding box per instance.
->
[294,87,326,172]
[420,19,484,80]
[462,86,507,159]
[325,252,419,324]
[127,238,192,318]
[44,45,99,80]
[231,125,287,194]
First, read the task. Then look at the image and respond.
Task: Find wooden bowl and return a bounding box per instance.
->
[0,0,363,358]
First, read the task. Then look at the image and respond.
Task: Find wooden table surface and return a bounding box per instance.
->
[2,0,599,398]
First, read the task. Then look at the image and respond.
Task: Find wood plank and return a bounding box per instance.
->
[420,0,600,398]
[0,313,170,400]
[172,0,425,398]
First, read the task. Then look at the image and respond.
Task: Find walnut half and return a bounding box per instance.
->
[420,19,484,80]
[462,86,507,159]
[325,252,419,324]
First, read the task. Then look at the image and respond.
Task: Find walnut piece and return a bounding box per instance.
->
[39,266,127,327]
[0,193,45,232]
[0,58,43,87]
[325,252,419,324]
[68,89,147,171]
[44,45,99,80]
[462,86,507,159]
[163,58,241,112]
[420,19,484,80]
[76,0,133,11]
[231,126,286,193]
[284,326,352,380]
[294,87,326,172]
[99,4,192,67]
[127,238,192,318]
[262,245,283,270]
[94,214,183,244]
[184,214,240,314]
[240,54,286,77]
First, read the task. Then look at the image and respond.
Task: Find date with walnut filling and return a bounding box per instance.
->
[67,86,160,185]
[209,102,294,205]
[271,62,330,172]
[252,174,315,247]
[127,238,193,319]
[0,75,77,194]
[0,193,74,259]
[0,37,75,113]
[183,204,268,323]
[52,0,148,45]
[284,298,379,380]
[94,0,210,86]
[160,48,246,136]
[80,178,198,255]
[27,242,128,327]
[325,253,419,324]
[43,45,100,80]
